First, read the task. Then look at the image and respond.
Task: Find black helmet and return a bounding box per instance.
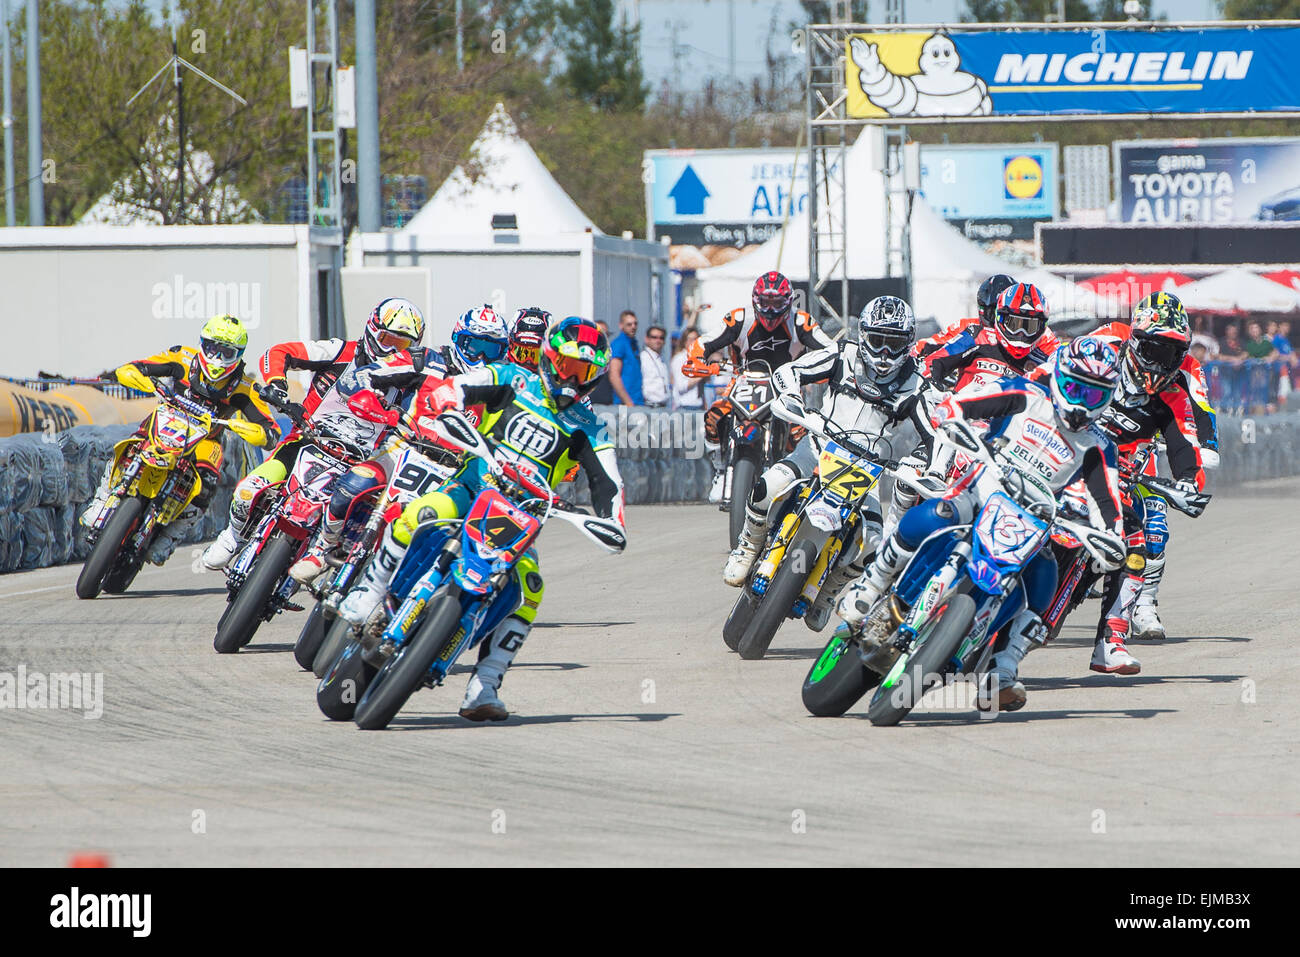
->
[977,274,1017,326]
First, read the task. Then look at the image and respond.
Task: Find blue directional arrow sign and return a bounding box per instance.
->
[668,164,710,216]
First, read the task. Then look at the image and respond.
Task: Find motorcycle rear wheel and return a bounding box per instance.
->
[313,614,356,679]
[75,497,144,600]
[316,639,378,721]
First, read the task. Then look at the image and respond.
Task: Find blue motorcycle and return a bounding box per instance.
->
[802,418,1125,726]
[317,411,626,730]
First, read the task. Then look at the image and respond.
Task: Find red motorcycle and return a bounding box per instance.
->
[212,391,376,654]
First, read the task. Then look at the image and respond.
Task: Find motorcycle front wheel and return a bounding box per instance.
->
[727,456,758,550]
[802,629,881,717]
[213,534,295,654]
[867,592,975,727]
[737,536,821,661]
[75,497,144,600]
[354,590,463,730]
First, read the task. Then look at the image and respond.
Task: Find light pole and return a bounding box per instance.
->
[25,0,41,226]
[3,0,15,227]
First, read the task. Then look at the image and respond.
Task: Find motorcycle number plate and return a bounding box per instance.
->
[817,440,881,500]
[388,447,448,502]
[292,449,343,499]
[974,492,1048,566]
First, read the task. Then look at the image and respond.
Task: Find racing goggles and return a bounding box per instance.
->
[863,331,911,357]
[754,292,790,319]
[200,337,242,364]
[998,311,1047,339]
[374,329,415,353]
[1056,369,1113,410]
[548,350,604,388]
[1130,333,1186,374]
[455,331,507,363]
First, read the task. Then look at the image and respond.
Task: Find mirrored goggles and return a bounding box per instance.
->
[1057,371,1113,410]
[201,338,242,363]
[456,332,507,363]
[374,329,415,352]
[549,351,603,386]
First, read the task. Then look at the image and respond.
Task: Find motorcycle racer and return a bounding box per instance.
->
[82,314,278,565]
[683,271,835,501]
[507,307,552,371]
[838,336,1127,710]
[723,296,933,632]
[912,273,1016,367]
[201,297,428,571]
[337,316,626,722]
[921,282,1060,392]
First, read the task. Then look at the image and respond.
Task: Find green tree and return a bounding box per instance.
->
[553,0,646,111]
[1219,0,1300,16]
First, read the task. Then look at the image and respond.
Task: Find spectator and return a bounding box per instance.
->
[672,328,705,409]
[608,310,644,406]
[588,320,614,405]
[1270,319,1297,367]
[1244,319,1279,361]
[1190,315,1219,361]
[640,325,670,407]
[1218,323,1247,364]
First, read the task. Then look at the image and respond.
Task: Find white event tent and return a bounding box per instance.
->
[1176,267,1300,314]
[693,128,1095,337]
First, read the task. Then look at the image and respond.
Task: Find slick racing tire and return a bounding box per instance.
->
[728,456,758,550]
[317,639,378,721]
[293,601,329,671]
[737,536,821,661]
[76,497,144,600]
[354,591,462,731]
[867,592,975,727]
[802,630,881,717]
[213,534,294,654]
[723,590,758,652]
[313,614,356,679]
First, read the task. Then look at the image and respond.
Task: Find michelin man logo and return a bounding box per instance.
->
[849,33,992,118]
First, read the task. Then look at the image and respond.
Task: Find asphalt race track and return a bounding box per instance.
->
[2,480,1297,867]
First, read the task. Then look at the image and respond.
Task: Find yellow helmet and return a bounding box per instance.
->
[197,314,248,386]
[363,297,426,360]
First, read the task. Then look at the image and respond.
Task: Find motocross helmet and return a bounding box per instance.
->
[451,305,510,370]
[752,270,794,332]
[509,307,552,370]
[538,316,610,410]
[362,297,426,363]
[977,274,1016,326]
[993,282,1049,361]
[1122,292,1190,395]
[856,295,916,383]
[1050,335,1120,433]
[195,314,248,388]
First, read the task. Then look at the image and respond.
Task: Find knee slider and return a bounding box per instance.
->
[751,462,797,512]
[1125,552,1146,573]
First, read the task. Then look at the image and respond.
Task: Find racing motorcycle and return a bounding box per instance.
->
[212,391,375,654]
[801,418,1125,726]
[723,412,897,661]
[714,360,788,548]
[315,411,626,729]
[76,380,263,600]
[292,421,458,677]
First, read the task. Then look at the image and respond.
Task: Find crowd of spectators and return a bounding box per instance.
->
[1193,315,1299,414]
[597,301,724,411]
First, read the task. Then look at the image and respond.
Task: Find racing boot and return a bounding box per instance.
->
[201,525,245,571]
[1131,553,1166,640]
[148,506,203,566]
[1091,635,1141,675]
[805,562,864,632]
[706,442,725,504]
[979,609,1047,712]
[337,526,406,627]
[459,615,530,721]
[79,460,116,528]
[290,509,348,584]
[722,508,768,586]
[836,533,915,627]
[1091,564,1143,674]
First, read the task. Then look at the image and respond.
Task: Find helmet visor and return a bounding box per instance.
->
[374,329,415,353]
[1056,370,1112,411]
[549,349,603,387]
[201,338,242,365]
[1131,334,1185,373]
[754,292,789,318]
[864,331,911,358]
[999,313,1046,338]
[455,331,507,364]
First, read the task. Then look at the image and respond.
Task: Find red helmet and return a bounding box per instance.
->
[993,282,1049,360]
[752,271,794,331]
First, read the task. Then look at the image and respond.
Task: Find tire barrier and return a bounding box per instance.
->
[0,424,256,574]
[1209,412,1300,489]
[564,405,713,507]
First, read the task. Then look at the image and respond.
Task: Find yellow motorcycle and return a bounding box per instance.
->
[724,418,898,660]
[75,372,263,599]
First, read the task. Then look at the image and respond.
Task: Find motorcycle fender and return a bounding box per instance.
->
[132,463,171,499]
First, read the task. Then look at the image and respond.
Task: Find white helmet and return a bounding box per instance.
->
[450,305,510,370]
[856,296,915,382]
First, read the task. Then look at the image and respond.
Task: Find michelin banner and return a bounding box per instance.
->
[846,26,1300,120]
[1117,138,1300,224]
